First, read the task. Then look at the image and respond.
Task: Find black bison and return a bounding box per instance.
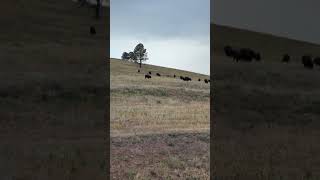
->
[174,74,176,78]
[180,76,184,80]
[149,71,152,75]
[208,79,210,83]
[138,69,140,73]
[156,73,161,76]
[90,26,96,35]
[302,55,313,69]
[204,79,208,83]
[224,45,234,57]
[145,74,151,79]
[225,46,261,62]
[282,54,290,63]
[254,52,261,61]
[313,57,320,66]
[238,48,254,62]
[184,77,191,81]
[198,78,201,81]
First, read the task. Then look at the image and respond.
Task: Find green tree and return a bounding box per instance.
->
[128,52,137,62]
[133,43,148,68]
[121,52,130,60]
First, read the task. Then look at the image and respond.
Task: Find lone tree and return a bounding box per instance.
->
[133,43,148,68]
[128,51,137,62]
[121,52,130,60]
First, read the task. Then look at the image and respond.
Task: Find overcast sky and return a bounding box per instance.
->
[212,0,320,45]
[111,0,210,75]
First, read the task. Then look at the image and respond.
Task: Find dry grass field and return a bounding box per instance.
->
[110,58,210,179]
[0,1,108,179]
[212,24,320,179]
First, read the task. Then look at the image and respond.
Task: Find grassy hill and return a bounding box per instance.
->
[213,24,320,179]
[110,58,210,179]
[1,1,108,179]
[110,58,210,136]
[212,23,320,62]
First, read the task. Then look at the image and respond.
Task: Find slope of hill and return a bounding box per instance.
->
[212,23,320,62]
[110,58,210,136]
[110,58,210,179]
[1,1,108,179]
[213,24,320,178]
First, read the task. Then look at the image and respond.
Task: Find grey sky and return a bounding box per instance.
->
[212,0,320,45]
[111,0,210,75]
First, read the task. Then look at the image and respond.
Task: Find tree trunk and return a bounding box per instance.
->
[139,61,142,68]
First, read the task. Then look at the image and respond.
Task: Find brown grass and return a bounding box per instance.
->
[110,59,210,179]
[110,58,210,136]
[0,0,108,179]
[213,53,320,179]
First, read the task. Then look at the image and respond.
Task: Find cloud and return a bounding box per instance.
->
[111,0,210,75]
[111,0,210,38]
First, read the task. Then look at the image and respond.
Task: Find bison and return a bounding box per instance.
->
[156,73,161,76]
[145,74,151,79]
[138,69,140,73]
[90,26,96,35]
[174,74,176,78]
[254,52,261,61]
[184,77,191,81]
[198,78,201,81]
[313,57,320,66]
[149,71,152,75]
[204,79,208,83]
[302,55,313,69]
[282,54,290,63]
[224,45,234,57]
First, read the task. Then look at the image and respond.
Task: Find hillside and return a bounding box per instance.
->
[110,58,210,179]
[212,23,320,62]
[212,24,320,178]
[110,58,210,136]
[1,1,108,179]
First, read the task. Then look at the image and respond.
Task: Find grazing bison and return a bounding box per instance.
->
[149,71,152,75]
[184,77,191,81]
[224,45,234,57]
[254,52,261,61]
[145,74,151,79]
[208,79,210,83]
[90,26,96,35]
[302,55,313,69]
[282,54,290,63]
[174,74,176,78]
[198,78,201,81]
[239,48,254,62]
[314,57,320,66]
[180,76,184,80]
[156,73,161,76]
[137,69,140,73]
[204,79,208,83]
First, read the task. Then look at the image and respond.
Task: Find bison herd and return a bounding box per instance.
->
[224,46,261,62]
[138,70,210,84]
[225,45,320,70]
[300,55,320,69]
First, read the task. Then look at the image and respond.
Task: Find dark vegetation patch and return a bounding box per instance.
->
[0,82,106,102]
[111,87,209,102]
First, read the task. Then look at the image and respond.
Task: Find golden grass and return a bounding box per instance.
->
[110,59,210,136]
